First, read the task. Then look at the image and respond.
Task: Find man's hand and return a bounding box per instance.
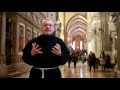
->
[51,43,62,56]
[31,42,43,56]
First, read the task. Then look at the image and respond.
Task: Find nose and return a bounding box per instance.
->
[46,25,51,28]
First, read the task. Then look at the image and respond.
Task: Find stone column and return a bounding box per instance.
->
[0,12,6,64]
[117,20,120,70]
[0,12,8,77]
[0,13,1,64]
[112,32,116,50]
[101,12,105,51]
[111,31,117,64]
[60,26,64,41]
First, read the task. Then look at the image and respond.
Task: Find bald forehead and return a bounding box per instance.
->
[42,18,54,25]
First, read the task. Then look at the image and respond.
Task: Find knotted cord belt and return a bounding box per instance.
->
[34,67,58,78]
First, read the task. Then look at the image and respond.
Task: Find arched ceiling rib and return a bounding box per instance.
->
[71,31,86,40]
[67,19,87,32]
[68,21,87,33]
[67,15,87,33]
[66,14,87,38]
[68,25,87,36]
[72,34,85,41]
[66,14,87,43]
[69,27,86,36]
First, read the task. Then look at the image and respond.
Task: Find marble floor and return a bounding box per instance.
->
[14,61,120,78]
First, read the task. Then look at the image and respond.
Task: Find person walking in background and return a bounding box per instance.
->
[78,52,82,61]
[71,52,78,68]
[99,50,106,72]
[81,53,86,64]
[68,53,72,68]
[89,51,96,71]
[105,54,111,69]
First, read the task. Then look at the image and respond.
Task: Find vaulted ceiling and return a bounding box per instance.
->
[66,14,87,42]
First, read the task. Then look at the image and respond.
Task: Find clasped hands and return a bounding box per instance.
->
[31,42,62,56]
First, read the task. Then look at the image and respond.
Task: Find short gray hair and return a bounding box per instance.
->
[42,18,54,25]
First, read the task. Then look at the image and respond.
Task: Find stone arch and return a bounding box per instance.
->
[66,14,87,52]
[66,14,87,40]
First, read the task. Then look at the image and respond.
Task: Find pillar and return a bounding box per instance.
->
[0,12,6,64]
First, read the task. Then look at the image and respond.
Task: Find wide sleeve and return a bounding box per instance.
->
[22,40,36,65]
[57,40,71,65]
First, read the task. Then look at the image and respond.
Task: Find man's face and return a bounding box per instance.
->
[42,20,54,36]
